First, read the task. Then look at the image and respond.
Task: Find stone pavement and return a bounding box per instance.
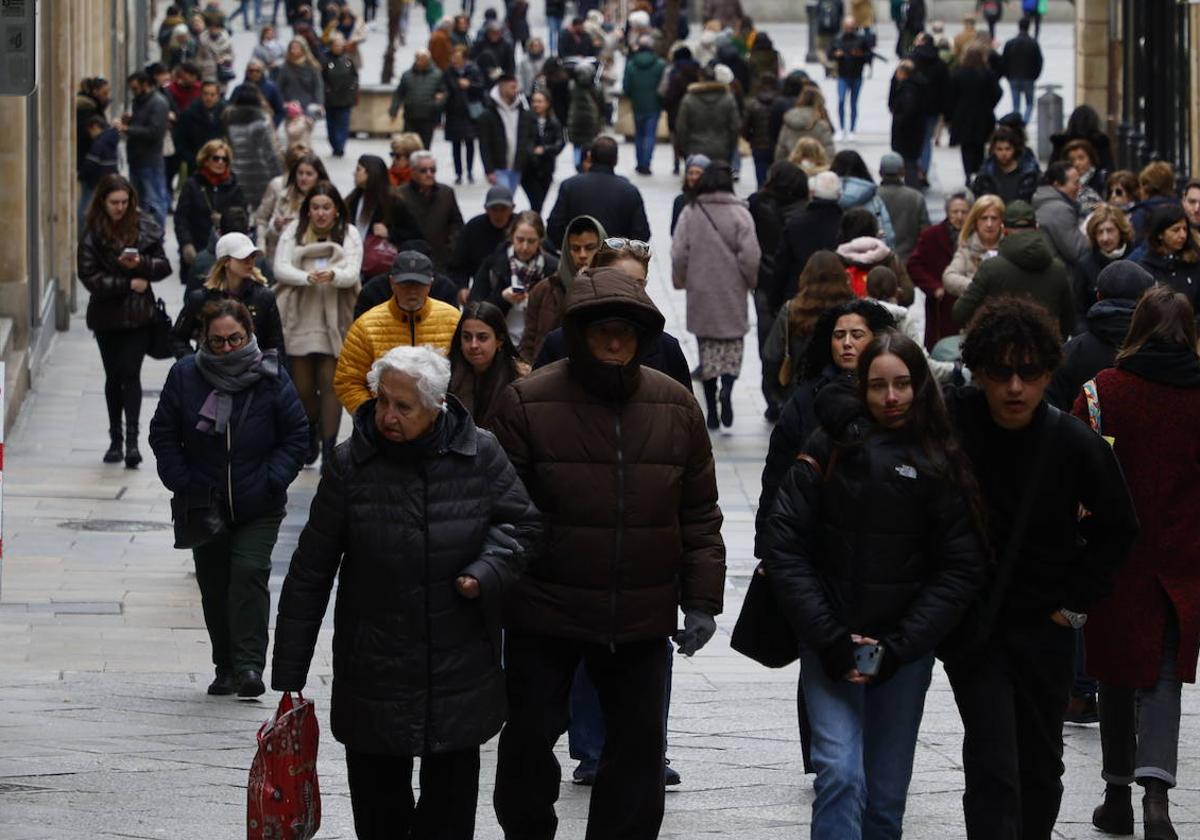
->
[2,6,1198,839]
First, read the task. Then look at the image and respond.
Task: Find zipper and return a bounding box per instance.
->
[421,464,434,749]
[225,424,235,523]
[409,312,417,346]
[610,408,624,652]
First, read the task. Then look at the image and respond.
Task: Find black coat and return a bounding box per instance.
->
[469,245,559,309]
[763,392,986,681]
[174,173,247,251]
[889,75,925,161]
[524,113,566,180]
[170,283,286,359]
[545,165,652,244]
[1001,33,1043,81]
[148,353,309,524]
[471,34,517,77]
[1046,298,1136,410]
[948,66,1002,147]
[910,42,949,119]
[478,97,536,174]
[1072,249,1123,327]
[270,399,542,756]
[322,54,359,109]
[77,213,172,332]
[175,99,228,168]
[748,191,806,306]
[449,213,511,288]
[773,199,843,312]
[440,62,485,142]
[1137,251,1200,309]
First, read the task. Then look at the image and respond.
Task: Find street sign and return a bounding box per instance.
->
[0,0,34,96]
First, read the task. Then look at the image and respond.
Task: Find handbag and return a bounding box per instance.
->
[147,297,174,360]
[247,692,321,840]
[361,233,399,278]
[777,301,793,387]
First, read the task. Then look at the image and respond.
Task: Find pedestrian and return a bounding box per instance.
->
[663,46,702,175]
[1069,286,1200,840]
[221,86,280,213]
[832,150,895,249]
[1061,139,1106,215]
[519,214,605,362]
[774,170,844,312]
[908,190,971,349]
[671,162,762,429]
[1106,170,1138,213]
[521,90,565,213]
[80,114,122,202]
[428,16,454,70]
[545,0,565,54]
[395,151,465,272]
[909,32,948,184]
[943,193,1006,303]
[876,153,929,263]
[439,46,484,185]
[623,34,667,176]
[150,298,306,699]
[175,139,246,274]
[742,74,779,188]
[1068,204,1133,330]
[1136,204,1200,309]
[507,0,531,49]
[472,20,517,79]
[953,200,1075,337]
[271,344,540,840]
[836,208,914,305]
[273,180,364,463]
[788,136,832,177]
[388,50,444,150]
[381,0,415,83]
[765,329,986,840]
[195,13,235,85]
[1032,162,1089,272]
[970,125,1041,206]
[346,154,421,252]
[334,250,462,414]
[491,266,725,840]
[76,75,113,226]
[387,131,423,186]
[565,60,604,170]
[1050,104,1116,175]
[829,17,870,140]
[243,59,285,126]
[175,80,228,185]
[558,16,597,59]
[670,153,710,234]
[322,33,358,158]
[1131,161,1179,244]
[119,71,171,229]
[887,61,925,189]
[1046,260,1153,410]
[449,12,471,50]
[328,5,367,69]
[945,296,1138,840]
[813,0,844,78]
[1183,179,1200,231]
[172,232,285,358]
[897,0,925,56]
[253,147,323,263]
[449,186,514,300]
[448,301,529,428]
[546,137,652,243]
[468,212,559,348]
[479,74,534,195]
[674,64,740,165]
[158,5,187,58]
[77,174,172,467]
[977,2,1001,39]
[1001,17,1042,124]
[277,38,326,117]
[947,42,1002,180]
[252,24,286,79]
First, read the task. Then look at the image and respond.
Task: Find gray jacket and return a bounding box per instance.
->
[1032,184,1089,270]
[390,66,445,122]
[125,89,170,166]
[675,81,740,163]
[877,180,931,263]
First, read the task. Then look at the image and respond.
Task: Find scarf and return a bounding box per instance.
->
[200,166,231,187]
[389,165,412,187]
[1116,339,1200,389]
[193,336,279,435]
[508,245,546,290]
[1101,244,1127,260]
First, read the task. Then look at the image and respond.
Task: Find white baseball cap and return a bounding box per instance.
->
[215,232,261,261]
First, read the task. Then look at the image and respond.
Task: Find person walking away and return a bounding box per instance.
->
[1022,0,1047,39]
[774,170,844,312]
[942,296,1138,840]
[119,71,171,229]
[829,17,869,141]
[887,62,925,190]
[670,154,709,234]
[774,86,836,164]
[440,46,484,185]
[449,301,530,429]
[876,153,929,263]
[765,330,987,840]
[907,191,970,349]
[545,0,565,55]
[322,33,359,158]
[271,344,541,839]
[948,43,1002,181]
[479,74,534,195]
[674,65,740,165]
[150,299,308,698]
[522,90,565,213]
[742,74,780,188]
[222,86,281,213]
[80,115,122,211]
[977,2,1002,39]
[1002,17,1042,124]
[395,151,465,272]
[832,150,895,249]
[813,0,844,78]
[545,136,651,243]
[909,32,948,186]
[671,163,762,430]
[389,50,445,150]
[566,60,604,170]
[897,0,925,57]
[78,174,173,466]
[623,35,667,176]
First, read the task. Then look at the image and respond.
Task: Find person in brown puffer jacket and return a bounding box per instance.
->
[491,266,725,840]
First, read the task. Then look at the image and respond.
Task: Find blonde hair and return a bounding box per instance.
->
[390,132,425,156]
[196,138,233,168]
[286,37,321,69]
[960,194,1005,245]
[789,137,829,169]
[204,255,269,291]
[1085,204,1133,248]
[796,86,832,126]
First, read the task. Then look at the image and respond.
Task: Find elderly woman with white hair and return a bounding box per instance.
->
[271,345,541,839]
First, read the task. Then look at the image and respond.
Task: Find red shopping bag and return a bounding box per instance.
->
[361,234,399,279]
[247,692,321,840]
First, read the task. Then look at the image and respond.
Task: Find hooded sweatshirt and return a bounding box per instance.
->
[518,215,608,362]
[1046,297,1138,409]
[953,229,1075,337]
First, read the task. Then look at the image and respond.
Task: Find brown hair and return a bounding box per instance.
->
[866,266,899,301]
[85,173,141,247]
[296,180,348,244]
[788,136,829,170]
[788,250,855,335]
[1116,285,1197,363]
[1084,204,1133,249]
[508,210,546,242]
[1106,169,1138,202]
[196,138,233,169]
[796,86,831,125]
[200,298,255,337]
[1139,160,1176,199]
[1062,138,1099,171]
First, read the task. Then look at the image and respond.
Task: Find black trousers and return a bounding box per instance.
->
[405,117,437,152]
[95,327,152,433]
[947,617,1077,840]
[494,633,669,840]
[345,746,480,840]
[523,171,553,214]
[961,143,986,181]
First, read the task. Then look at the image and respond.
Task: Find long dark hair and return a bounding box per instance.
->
[345,154,391,223]
[831,149,873,183]
[449,302,520,372]
[1116,285,1198,363]
[802,299,896,380]
[448,301,522,427]
[296,180,349,244]
[762,160,809,206]
[1146,203,1198,262]
[285,152,330,191]
[690,162,735,201]
[86,173,141,247]
[856,329,987,536]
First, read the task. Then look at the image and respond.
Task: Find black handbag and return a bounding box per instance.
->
[730,564,799,668]
[147,297,174,360]
[171,486,228,549]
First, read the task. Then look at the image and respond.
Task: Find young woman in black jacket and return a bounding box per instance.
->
[521,90,565,213]
[77,173,172,466]
[764,330,987,840]
[1136,203,1200,310]
[344,154,422,252]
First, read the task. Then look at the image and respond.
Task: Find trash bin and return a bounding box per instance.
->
[1037,84,1064,162]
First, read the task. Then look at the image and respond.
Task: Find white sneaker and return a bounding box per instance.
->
[836,129,846,142]
[847,131,857,143]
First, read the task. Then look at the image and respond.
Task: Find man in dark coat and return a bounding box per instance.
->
[558,17,596,59]
[448,186,515,300]
[491,268,725,840]
[472,21,517,78]
[1002,17,1043,124]
[477,75,535,195]
[396,151,466,272]
[175,81,228,176]
[271,345,541,837]
[120,70,172,228]
[545,136,652,243]
[877,152,930,262]
[773,170,844,311]
[887,62,927,190]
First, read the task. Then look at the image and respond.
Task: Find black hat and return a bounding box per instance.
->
[389,250,434,285]
[1096,261,1154,301]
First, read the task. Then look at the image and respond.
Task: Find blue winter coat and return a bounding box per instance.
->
[149,354,309,524]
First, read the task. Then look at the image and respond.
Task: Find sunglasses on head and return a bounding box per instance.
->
[982,363,1046,383]
[602,238,651,259]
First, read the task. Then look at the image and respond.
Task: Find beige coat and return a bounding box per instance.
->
[942,231,999,297]
[273,222,363,356]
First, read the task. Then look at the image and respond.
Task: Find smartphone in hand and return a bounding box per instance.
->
[853,643,883,677]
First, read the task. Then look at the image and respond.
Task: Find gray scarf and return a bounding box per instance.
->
[193,336,278,434]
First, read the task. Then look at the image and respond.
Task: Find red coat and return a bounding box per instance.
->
[1071,368,1200,687]
[906,220,956,350]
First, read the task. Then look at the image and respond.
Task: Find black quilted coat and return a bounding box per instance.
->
[77,212,172,332]
[271,396,542,756]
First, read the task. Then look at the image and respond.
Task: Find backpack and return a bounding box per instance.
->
[816,0,840,35]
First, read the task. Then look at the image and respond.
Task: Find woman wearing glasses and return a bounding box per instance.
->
[149,299,309,699]
[175,139,248,271]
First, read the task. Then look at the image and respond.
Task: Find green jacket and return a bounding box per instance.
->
[622,49,666,116]
[674,81,740,162]
[390,65,444,121]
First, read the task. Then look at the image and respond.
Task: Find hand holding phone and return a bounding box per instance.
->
[853,643,883,677]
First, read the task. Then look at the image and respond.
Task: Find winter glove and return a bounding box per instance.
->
[673,608,717,657]
[482,522,522,559]
[181,243,197,265]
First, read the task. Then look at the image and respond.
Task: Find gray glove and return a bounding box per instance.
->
[673,608,717,657]
[482,523,521,559]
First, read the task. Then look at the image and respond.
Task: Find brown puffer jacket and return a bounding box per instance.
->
[491,267,726,644]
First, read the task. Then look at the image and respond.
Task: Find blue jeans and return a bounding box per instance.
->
[801,649,935,840]
[1010,78,1036,125]
[752,148,773,188]
[326,105,351,154]
[547,17,561,54]
[837,76,863,133]
[493,168,521,194]
[573,144,588,171]
[919,114,938,175]
[129,163,168,229]
[633,112,658,171]
[78,182,95,237]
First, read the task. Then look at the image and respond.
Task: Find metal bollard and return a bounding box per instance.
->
[805,3,819,64]
[1036,83,1064,162]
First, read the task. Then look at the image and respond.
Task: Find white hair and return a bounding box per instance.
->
[367,346,451,412]
[410,150,435,169]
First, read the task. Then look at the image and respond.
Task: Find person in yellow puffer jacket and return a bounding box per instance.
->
[334,250,461,412]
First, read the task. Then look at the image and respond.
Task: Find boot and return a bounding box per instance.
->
[124,424,142,469]
[719,374,736,428]
[104,426,124,464]
[702,379,719,430]
[1142,779,1178,840]
[304,419,321,466]
[1091,784,1133,835]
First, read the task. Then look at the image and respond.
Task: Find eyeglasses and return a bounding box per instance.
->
[602,238,651,259]
[209,155,229,163]
[206,332,247,351]
[982,363,1046,383]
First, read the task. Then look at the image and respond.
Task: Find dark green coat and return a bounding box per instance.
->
[622,49,666,115]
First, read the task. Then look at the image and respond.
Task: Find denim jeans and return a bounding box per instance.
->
[801,649,935,840]
[837,76,863,133]
[77,181,95,236]
[633,112,658,171]
[547,17,561,54]
[493,168,521,195]
[326,105,351,155]
[573,144,588,171]
[918,115,938,174]
[752,148,773,188]
[129,162,168,229]
[1010,78,1036,125]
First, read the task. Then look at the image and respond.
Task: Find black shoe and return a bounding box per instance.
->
[719,377,735,428]
[764,403,780,423]
[455,175,463,185]
[663,760,681,786]
[207,672,237,696]
[1065,693,1099,724]
[1092,784,1133,835]
[1143,780,1178,840]
[124,425,142,469]
[305,420,320,466]
[572,759,597,786]
[237,670,266,698]
[702,379,719,430]
[104,428,124,463]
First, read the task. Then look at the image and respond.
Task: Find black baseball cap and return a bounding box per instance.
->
[389,251,434,285]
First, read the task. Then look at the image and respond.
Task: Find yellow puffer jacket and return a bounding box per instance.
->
[334,296,462,412]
